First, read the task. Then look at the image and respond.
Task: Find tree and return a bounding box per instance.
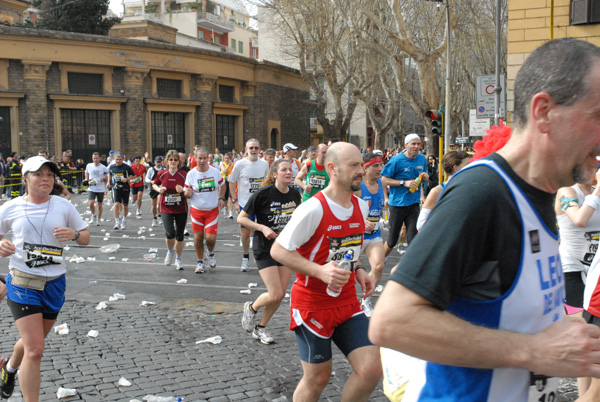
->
[31,0,121,35]
[256,0,371,141]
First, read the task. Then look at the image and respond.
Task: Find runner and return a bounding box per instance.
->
[107,152,134,230]
[0,156,89,401]
[228,138,270,272]
[153,150,188,271]
[295,143,329,202]
[84,152,109,226]
[271,142,380,401]
[282,143,301,187]
[239,159,301,344]
[220,152,235,219]
[356,151,388,317]
[184,147,226,273]
[146,156,165,227]
[130,156,147,216]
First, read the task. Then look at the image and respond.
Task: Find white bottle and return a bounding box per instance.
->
[326,252,353,297]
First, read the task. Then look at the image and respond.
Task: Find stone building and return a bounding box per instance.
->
[507,0,600,121]
[0,25,309,160]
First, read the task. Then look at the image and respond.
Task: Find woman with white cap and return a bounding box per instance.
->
[0,156,89,401]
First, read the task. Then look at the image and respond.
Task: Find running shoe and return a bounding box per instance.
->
[0,356,16,399]
[113,219,120,230]
[120,220,127,230]
[252,327,274,344]
[164,250,175,266]
[136,209,141,216]
[152,218,157,227]
[228,212,233,219]
[361,297,374,318]
[208,254,217,269]
[95,216,100,226]
[240,258,250,272]
[158,216,163,225]
[184,229,190,236]
[195,261,205,274]
[175,258,183,271]
[242,301,257,332]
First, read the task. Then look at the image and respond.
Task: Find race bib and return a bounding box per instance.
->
[113,173,126,187]
[23,242,63,268]
[309,174,327,190]
[528,373,558,402]
[133,177,142,184]
[366,216,380,235]
[197,177,216,192]
[249,177,263,193]
[583,230,600,266]
[327,234,362,263]
[164,193,182,206]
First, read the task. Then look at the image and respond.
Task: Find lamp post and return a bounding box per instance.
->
[427,0,451,152]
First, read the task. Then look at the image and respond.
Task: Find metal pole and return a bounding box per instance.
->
[444,0,451,151]
[494,0,502,125]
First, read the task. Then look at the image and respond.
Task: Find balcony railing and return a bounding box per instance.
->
[197,11,235,33]
[310,117,318,129]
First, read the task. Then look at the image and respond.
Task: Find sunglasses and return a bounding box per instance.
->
[248,146,260,150]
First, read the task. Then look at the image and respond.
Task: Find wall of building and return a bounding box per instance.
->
[228,26,253,57]
[0,0,28,26]
[0,26,309,160]
[507,0,600,120]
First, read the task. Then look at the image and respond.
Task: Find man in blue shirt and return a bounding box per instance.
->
[381,134,428,257]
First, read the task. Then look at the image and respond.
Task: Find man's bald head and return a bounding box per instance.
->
[325,142,359,168]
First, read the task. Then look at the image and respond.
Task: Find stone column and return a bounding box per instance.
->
[22,61,51,154]
[123,68,149,156]
[195,74,217,147]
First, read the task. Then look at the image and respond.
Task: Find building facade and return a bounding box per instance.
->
[507,0,600,121]
[0,26,309,161]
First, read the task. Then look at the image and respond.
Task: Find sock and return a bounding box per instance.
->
[208,252,215,257]
[249,303,257,314]
[243,254,249,260]
[168,250,175,254]
[175,257,181,261]
[6,362,16,373]
[255,324,265,330]
[115,218,120,225]
[197,259,203,263]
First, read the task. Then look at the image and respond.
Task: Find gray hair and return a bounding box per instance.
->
[513,38,600,129]
[195,146,208,157]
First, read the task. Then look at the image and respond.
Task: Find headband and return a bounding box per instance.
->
[364,157,382,167]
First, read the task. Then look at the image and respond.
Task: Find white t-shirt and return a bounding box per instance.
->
[85,163,109,193]
[0,196,87,277]
[184,166,224,210]
[146,165,166,183]
[228,158,270,207]
[277,193,369,251]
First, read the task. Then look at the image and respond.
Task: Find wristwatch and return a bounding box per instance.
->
[399,180,405,186]
[73,230,81,241]
[232,198,238,203]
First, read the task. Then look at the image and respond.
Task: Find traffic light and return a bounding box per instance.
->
[425,109,443,136]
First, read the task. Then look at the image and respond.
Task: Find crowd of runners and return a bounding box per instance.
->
[3,37,600,402]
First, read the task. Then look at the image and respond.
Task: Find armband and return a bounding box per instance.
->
[584,195,600,210]
[560,196,579,211]
[219,197,226,201]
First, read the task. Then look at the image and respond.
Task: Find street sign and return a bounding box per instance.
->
[476,75,505,119]
[455,137,470,144]
[469,109,491,137]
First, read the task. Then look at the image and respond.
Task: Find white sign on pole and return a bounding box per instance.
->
[476,75,505,119]
[88,134,96,145]
[469,109,491,137]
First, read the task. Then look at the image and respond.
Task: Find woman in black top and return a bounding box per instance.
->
[238,159,301,344]
[425,155,439,196]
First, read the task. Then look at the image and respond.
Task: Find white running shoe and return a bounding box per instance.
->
[361,297,374,318]
[184,229,190,237]
[208,254,217,269]
[175,258,183,271]
[158,216,163,225]
[242,301,256,332]
[240,258,250,272]
[113,219,120,230]
[164,250,175,266]
[195,261,205,274]
[252,327,274,344]
[120,220,127,230]
[136,209,141,216]
[95,216,100,226]
[152,218,157,227]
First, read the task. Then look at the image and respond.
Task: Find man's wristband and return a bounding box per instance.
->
[354,265,366,273]
[232,198,238,203]
[219,197,226,201]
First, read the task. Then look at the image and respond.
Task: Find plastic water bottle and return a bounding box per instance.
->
[409,173,425,193]
[326,252,353,297]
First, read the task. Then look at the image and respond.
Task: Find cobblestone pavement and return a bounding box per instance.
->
[0,193,584,401]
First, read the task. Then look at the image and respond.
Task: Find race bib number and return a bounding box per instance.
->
[528,373,558,402]
[309,174,327,190]
[23,242,63,268]
[583,230,600,266]
[197,177,216,192]
[327,234,362,263]
[133,177,142,184]
[113,173,126,187]
[249,177,263,193]
[164,193,182,206]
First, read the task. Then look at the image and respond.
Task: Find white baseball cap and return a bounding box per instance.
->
[283,143,298,152]
[404,134,421,145]
[22,156,60,176]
